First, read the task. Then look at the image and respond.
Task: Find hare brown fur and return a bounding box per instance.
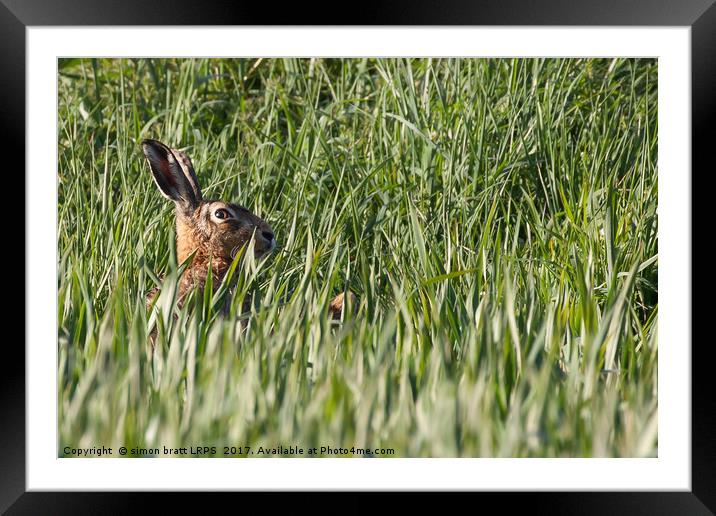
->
[142,139,276,317]
[142,138,351,337]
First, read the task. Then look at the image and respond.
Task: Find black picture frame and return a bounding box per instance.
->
[4,1,711,513]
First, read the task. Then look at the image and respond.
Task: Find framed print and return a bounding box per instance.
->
[4,0,712,512]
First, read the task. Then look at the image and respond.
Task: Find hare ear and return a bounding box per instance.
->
[142,139,200,214]
[169,148,203,203]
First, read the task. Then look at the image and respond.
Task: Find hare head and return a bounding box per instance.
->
[142,139,276,304]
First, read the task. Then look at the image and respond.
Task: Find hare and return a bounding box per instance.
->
[142,139,349,328]
[142,138,276,318]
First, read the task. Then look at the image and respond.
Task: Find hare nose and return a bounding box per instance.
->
[262,230,274,242]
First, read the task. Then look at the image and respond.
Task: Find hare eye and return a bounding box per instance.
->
[214,209,230,220]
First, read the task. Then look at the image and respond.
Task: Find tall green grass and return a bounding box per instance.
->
[58,58,657,457]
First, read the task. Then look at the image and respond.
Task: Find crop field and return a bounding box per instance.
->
[58,57,658,457]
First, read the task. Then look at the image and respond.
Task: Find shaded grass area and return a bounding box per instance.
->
[58,58,657,457]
